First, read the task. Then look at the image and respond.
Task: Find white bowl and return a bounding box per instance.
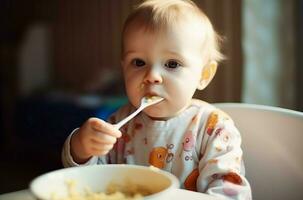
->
[30,164,179,200]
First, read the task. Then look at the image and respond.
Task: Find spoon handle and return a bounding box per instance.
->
[112,97,163,130]
[113,106,144,129]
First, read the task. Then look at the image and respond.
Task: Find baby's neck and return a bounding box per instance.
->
[147,103,191,121]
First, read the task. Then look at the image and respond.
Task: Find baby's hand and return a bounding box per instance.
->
[70,117,122,164]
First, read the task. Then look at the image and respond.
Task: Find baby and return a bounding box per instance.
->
[62,0,252,199]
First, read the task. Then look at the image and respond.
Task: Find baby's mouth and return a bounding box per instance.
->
[144,92,161,98]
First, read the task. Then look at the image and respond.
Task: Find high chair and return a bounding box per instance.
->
[214,103,303,200]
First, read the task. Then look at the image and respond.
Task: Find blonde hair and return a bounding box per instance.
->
[122,0,224,63]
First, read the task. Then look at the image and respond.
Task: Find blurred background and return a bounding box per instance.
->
[0,0,302,194]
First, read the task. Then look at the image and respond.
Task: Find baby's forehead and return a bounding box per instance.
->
[124,22,206,54]
[123,17,205,41]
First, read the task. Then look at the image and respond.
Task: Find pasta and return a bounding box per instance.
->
[51,179,151,200]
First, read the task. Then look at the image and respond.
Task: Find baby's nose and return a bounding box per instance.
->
[143,67,163,84]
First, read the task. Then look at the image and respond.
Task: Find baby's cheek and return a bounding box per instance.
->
[127,92,140,108]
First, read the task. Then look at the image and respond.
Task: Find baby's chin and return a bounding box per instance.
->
[142,108,166,120]
[143,108,180,121]
[144,113,171,121]
[143,102,191,120]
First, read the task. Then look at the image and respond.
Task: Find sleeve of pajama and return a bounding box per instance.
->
[197,110,252,200]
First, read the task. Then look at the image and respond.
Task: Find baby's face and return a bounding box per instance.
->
[122,24,205,119]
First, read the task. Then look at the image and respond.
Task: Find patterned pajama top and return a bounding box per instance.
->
[62,99,252,200]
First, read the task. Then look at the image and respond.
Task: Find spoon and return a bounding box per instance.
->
[113,96,164,129]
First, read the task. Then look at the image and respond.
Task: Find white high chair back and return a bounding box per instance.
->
[214,103,303,200]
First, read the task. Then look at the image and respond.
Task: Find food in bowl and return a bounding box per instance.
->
[51,179,145,200]
[30,164,179,200]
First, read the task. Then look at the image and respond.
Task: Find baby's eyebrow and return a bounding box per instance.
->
[122,50,137,59]
[166,50,180,56]
[165,51,186,61]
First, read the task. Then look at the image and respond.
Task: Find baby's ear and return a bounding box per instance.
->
[197,61,217,90]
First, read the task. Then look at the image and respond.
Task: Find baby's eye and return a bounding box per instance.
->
[131,58,146,67]
[164,60,181,69]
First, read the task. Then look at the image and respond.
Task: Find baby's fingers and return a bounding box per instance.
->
[92,133,117,145]
[93,143,114,152]
[89,118,122,138]
[90,141,114,156]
